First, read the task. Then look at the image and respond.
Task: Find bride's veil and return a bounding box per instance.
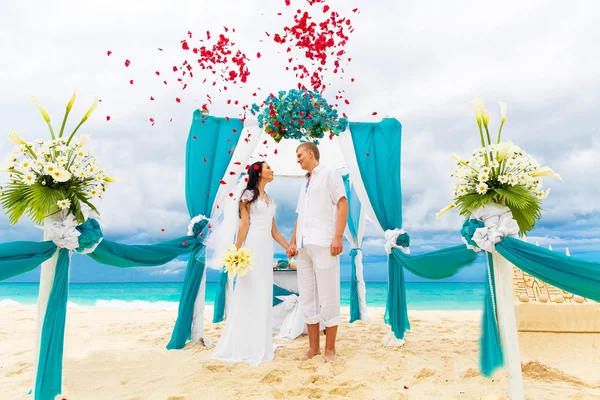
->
[204,176,247,270]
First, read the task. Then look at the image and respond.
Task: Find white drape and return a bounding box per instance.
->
[335,131,382,234]
[343,181,369,322]
[31,227,59,392]
[190,116,263,342]
[493,252,525,400]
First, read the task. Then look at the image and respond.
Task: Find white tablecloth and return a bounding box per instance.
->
[273,270,298,293]
[272,270,306,340]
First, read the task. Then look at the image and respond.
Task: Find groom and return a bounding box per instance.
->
[287,142,348,362]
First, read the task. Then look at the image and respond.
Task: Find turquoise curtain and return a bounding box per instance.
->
[88,237,197,267]
[212,269,228,323]
[349,119,478,339]
[342,173,364,323]
[392,246,478,280]
[35,248,69,400]
[273,283,296,307]
[169,113,244,349]
[498,237,600,301]
[0,241,57,281]
[348,249,361,323]
[479,253,503,377]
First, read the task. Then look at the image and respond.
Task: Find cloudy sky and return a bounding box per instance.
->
[2,0,599,283]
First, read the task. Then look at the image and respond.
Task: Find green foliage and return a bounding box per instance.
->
[455,184,542,233]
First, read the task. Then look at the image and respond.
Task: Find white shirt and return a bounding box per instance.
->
[296,164,347,248]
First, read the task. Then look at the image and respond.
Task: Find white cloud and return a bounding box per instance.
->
[149,259,188,276]
[1,0,599,254]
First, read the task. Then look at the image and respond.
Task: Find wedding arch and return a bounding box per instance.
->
[2,109,600,400]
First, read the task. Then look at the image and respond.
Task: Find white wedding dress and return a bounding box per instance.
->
[212,190,276,366]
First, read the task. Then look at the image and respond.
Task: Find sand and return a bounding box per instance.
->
[1,306,599,399]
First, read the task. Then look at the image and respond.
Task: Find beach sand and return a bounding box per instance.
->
[1,306,599,399]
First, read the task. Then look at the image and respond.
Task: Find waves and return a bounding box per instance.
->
[94,299,181,310]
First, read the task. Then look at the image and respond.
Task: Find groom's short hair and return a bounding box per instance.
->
[297,142,320,161]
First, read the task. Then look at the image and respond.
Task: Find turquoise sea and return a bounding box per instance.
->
[0,282,485,310]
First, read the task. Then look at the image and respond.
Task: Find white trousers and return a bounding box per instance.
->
[297,245,341,327]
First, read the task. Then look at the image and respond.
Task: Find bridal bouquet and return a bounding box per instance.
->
[250,89,348,143]
[437,99,562,233]
[0,92,118,225]
[221,245,255,277]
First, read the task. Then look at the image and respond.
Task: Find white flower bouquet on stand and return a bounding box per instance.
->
[437,99,562,233]
[0,92,118,225]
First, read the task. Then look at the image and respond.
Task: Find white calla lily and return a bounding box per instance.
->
[495,141,513,161]
[436,203,455,219]
[531,166,563,182]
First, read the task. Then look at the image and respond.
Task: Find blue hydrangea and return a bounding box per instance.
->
[251,89,349,143]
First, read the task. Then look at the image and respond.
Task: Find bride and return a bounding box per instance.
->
[212,161,290,366]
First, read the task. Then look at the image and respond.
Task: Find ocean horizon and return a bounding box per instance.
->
[0,281,486,311]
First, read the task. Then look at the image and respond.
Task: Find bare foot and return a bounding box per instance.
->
[297,349,321,361]
[322,349,337,363]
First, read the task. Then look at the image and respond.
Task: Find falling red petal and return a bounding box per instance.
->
[229,193,234,197]
[366,152,370,157]
[176,98,181,103]
[372,112,377,115]
[106,116,111,121]
[161,228,165,232]
[220,180,226,185]
[345,99,350,105]
[150,96,155,101]
[129,80,134,85]
[125,59,130,67]
[107,50,112,56]
[257,52,261,58]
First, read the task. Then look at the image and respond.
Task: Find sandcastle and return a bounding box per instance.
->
[513,264,600,333]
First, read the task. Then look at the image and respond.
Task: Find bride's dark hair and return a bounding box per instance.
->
[242,161,266,210]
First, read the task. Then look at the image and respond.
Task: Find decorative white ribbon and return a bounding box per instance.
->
[187,214,209,236]
[382,331,405,347]
[467,203,519,253]
[43,205,101,252]
[384,228,410,255]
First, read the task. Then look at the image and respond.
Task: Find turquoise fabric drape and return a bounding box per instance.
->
[392,245,479,280]
[169,113,244,349]
[212,269,228,323]
[349,119,478,339]
[89,237,197,267]
[348,248,361,323]
[0,241,57,281]
[343,174,360,240]
[349,119,410,338]
[498,237,600,301]
[480,253,503,377]
[343,174,364,323]
[35,248,69,400]
[273,283,296,307]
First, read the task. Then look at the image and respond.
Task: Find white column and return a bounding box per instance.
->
[492,252,525,400]
[190,267,210,345]
[31,226,60,395]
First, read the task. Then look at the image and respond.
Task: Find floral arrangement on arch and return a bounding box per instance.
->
[250,89,348,143]
[437,99,562,233]
[0,92,118,225]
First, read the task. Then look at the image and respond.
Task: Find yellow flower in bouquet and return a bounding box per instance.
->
[221,245,254,277]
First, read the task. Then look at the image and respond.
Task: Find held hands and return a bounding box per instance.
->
[330,236,343,257]
[287,243,298,258]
